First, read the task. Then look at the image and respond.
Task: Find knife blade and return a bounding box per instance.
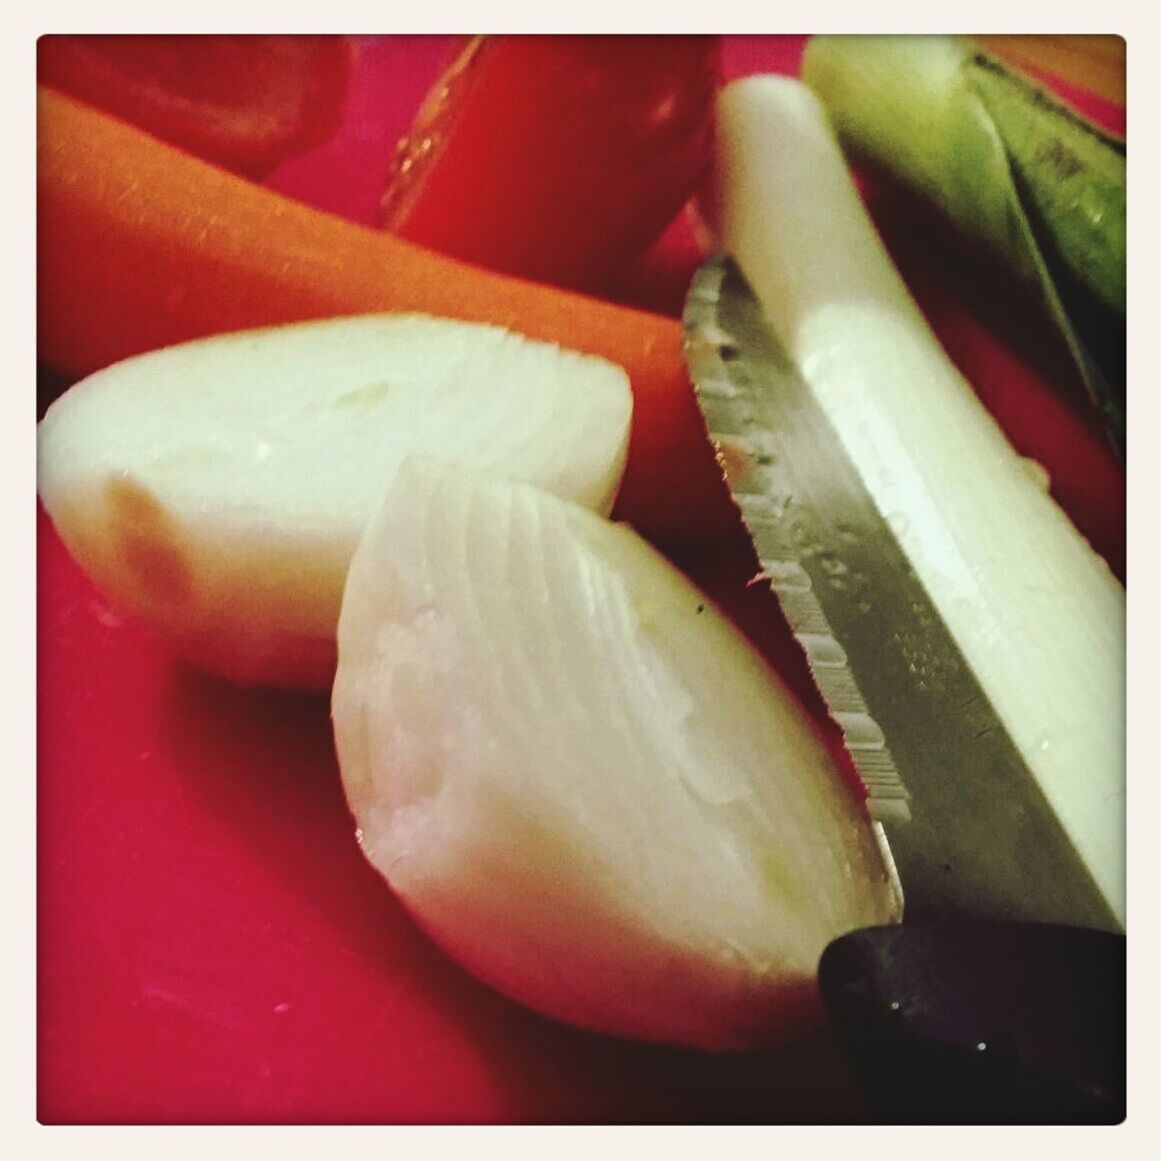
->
[681,253,1120,935]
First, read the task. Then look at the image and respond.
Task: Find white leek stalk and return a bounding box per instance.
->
[713,76,1124,927]
[332,456,900,1051]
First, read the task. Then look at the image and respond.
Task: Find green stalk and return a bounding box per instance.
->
[802,35,1126,455]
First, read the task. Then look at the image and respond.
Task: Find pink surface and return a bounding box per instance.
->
[36,509,874,1124]
[38,36,1125,1123]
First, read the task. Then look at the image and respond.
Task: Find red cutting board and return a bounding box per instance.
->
[36,36,1125,1124]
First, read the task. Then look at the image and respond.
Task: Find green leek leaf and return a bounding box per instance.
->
[803,35,1125,458]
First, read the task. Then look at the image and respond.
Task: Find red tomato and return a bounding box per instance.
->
[380,35,720,292]
[37,35,353,177]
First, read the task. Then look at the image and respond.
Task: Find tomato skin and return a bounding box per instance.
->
[381,35,721,292]
[37,35,353,177]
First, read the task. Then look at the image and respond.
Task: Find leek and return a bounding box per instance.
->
[802,34,1126,454]
[713,76,1125,928]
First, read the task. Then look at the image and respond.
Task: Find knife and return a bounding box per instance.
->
[682,253,1125,1122]
[818,920,1125,1123]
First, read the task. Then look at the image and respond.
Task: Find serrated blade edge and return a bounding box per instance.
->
[682,254,1119,932]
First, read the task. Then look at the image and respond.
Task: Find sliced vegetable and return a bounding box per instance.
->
[331,456,901,1051]
[37,34,353,177]
[37,315,632,688]
[802,35,1126,453]
[380,35,719,292]
[36,87,736,553]
[712,75,1125,927]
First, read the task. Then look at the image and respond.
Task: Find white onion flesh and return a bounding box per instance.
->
[37,314,632,688]
[713,77,1125,926]
[332,456,900,1051]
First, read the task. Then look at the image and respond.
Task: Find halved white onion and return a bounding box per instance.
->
[332,456,900,1051]
[37,314,632,688]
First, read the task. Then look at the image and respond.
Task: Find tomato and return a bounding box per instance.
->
[37,35,353,177]
[380,35,720,292]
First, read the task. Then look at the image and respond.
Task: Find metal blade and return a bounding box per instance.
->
[683,254,1119,933]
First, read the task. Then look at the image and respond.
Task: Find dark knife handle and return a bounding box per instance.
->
[818,922,1126,1124]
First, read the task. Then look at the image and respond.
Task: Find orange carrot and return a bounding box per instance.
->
[37,87,740,552]
[975,35,1125,107]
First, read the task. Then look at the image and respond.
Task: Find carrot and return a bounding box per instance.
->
[36,87,739,552]
[975,35,1125,108]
